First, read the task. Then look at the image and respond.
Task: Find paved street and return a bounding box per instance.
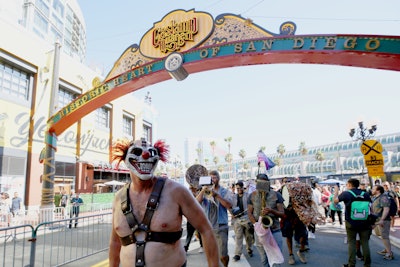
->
[71,220,400,267]
[183,223,400,267]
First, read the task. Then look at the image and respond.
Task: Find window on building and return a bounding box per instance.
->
[57,81,80,109]
[50,26,62,43]
[52,0,64,17]
[51,13,63,32]
[55,161,75,177]
[33,10,49,35]
[35,0,50,17]
[0,155,26,176]
[58,87,76,109]
[143,121,152,143]
[96,107,111,129]
[55,161,75,185]
[0,62,31,102]
[122,114,134,138]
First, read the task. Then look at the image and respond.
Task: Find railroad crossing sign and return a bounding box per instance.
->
[361,139,384,177]
[360,139,383,155]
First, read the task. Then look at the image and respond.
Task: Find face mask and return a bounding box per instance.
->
[125,140,159,180]
[256,180,270,192]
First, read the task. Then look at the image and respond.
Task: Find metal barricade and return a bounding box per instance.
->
[0,211,112,267]
[0,224,34,267]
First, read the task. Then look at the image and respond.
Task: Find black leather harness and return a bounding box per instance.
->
[119,177,182,267]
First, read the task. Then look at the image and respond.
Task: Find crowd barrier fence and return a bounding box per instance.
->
[0,205,112,267]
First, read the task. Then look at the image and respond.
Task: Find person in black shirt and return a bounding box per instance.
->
[334,178,372,267]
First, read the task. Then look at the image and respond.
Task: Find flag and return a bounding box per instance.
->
[257,150,276,170]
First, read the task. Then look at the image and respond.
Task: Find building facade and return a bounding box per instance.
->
[196,133,400,184]
[0,0,158,209]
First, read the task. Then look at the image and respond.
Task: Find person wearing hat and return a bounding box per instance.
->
[247,174,285,267]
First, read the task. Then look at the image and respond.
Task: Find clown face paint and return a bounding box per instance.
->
[125,140,159,180]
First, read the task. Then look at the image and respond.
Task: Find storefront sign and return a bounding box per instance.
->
[9,112,109,156]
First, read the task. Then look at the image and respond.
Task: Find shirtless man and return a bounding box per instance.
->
[109,138,219,267]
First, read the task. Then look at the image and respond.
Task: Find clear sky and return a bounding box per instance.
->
[78,0,400,160]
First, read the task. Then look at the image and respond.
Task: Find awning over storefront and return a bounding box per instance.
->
[89,161,129,173]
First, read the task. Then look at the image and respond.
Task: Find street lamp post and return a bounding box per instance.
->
[348,121,377,187]
[349,121,377,141]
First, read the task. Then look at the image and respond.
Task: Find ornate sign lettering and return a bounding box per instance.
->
[153,18,198,53]
[140,10,214,58]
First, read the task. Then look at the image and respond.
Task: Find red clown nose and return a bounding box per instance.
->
[142,151,150,160]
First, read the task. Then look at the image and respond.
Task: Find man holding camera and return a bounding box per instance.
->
[231,181,254,262]
[197,170,233,267]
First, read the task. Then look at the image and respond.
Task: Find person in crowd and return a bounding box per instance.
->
[197,170,233,267]
[329,187,343,226]
[279,177,289,192]
[359,180,371,194]
[60,189,68,216]
[11,192,22,217]
[60,190,68,208]
[109,139,219,267]
[334,178,372,267]
[69,192,83,228]
[247,179,257,194]
[231,180,254,261]
[395,185,400,216]
[382,181,399,229]
[371,184,394,260]
[321,186,331,219]
[309,180,322,239]
[0,192,11,227]
[355,179,369,260]
[281,180,316,265]
[184,185,203,253]
[247,174,285,267]
[230,183,236,194]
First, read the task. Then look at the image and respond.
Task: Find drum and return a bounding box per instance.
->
[185,164,208,189]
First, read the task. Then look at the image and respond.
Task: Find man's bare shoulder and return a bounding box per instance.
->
[164,179,190,195]
[112,185,128,207]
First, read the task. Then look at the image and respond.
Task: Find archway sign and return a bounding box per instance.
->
[41,9,400,206]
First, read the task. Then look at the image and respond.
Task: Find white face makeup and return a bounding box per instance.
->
[125,140,159,180]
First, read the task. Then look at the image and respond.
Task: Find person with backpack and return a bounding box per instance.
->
[371,184,394,260]
[382,181,399,229]
[333,178,372,267]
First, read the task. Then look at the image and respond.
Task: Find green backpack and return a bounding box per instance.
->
[348,190,370,220]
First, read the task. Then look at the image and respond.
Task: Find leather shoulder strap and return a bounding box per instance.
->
[120,183,140,231]
[120,183,131,213]
[120,178,167,232]
[141,177,166,228]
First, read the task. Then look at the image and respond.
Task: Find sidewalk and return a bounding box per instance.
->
[389,216,400,248]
